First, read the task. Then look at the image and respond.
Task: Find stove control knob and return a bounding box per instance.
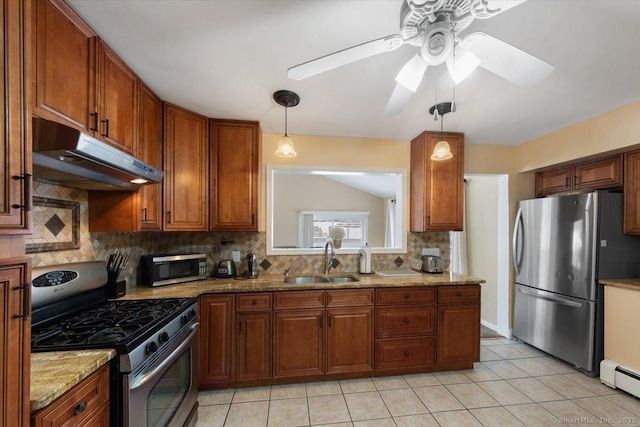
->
[159,332,169,344]
[146,341,158,354]
[181,315,189,325]
[188,309,196,319]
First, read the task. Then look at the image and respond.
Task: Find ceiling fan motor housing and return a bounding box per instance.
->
[421,21,454,65]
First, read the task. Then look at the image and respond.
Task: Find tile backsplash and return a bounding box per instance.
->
[28,183,451,287]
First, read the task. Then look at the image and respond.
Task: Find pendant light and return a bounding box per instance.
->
[428,102,454,161]
[273,90,300,158]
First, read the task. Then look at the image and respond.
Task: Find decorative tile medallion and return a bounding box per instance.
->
[26,196,80,253]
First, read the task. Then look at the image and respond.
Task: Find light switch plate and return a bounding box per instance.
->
[422,248,440,256]
[232,250,241,262]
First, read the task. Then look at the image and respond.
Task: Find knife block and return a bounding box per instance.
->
[107,280,126,299]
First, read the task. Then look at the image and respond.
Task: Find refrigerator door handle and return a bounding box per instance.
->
[517,286,583,308]
[513,207,524,275]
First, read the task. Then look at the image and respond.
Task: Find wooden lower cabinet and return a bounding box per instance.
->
[31,363,110,427]
[199,294,234,387]
[198,284,480,388]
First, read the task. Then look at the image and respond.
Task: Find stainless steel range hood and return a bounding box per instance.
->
[32,117,163,191]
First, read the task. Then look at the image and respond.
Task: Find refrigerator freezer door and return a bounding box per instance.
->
[513,284,596,373]
[514,193,596,300]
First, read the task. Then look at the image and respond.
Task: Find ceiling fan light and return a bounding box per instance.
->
[431,140,453,161]
[395,55,427,92]
[447,48,481,84]
[275,135,297,158]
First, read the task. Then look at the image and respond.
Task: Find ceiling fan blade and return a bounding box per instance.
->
[471,0,527,19]
[462,32,554,87]
[384,83,415,117]
[288,35,404,80]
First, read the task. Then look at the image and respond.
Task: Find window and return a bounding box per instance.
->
[298,211,369,248]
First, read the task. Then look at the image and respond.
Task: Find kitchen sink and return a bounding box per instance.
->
[283,275,359,284]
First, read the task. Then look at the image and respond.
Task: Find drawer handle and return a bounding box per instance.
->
[404,293,410,299]
[457,292,463,297]
[404,318,410,324]
[74,400,88,415]
[252,299,257,305]
[404,350,410,357]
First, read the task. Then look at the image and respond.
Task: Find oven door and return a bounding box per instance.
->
[125,323,199,427]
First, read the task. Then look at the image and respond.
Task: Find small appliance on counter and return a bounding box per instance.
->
[215,259,237,278]
[422,255,444,273]
[246,253,259,278]
[140,253,207,286]
[358,245,372,274]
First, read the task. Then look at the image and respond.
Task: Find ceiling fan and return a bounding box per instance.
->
[288,0,554,116]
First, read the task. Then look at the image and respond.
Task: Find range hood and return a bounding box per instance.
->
[32,117,163,191]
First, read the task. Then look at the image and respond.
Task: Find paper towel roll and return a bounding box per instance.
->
[358,246,371,274]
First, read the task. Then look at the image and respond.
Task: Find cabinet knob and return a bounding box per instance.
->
[404,293,410,299]
[74,400,88,415]
[457,292,463,297]
[252,299,257,305]
[404,318,410,324]
[404,351,410,357]
[11,174,32,212]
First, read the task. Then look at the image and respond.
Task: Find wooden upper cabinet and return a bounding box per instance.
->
[136,83,163,230]
[410,131,464,232]
[164,104,209,231]
[210,120,260,231]
[1,258,32,427]
[535,155,623,197]
[94,39,138,154]
[1,0,31,233]
[624,151,640,234]
[33,0,96,132]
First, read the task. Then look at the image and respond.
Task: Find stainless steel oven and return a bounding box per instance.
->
[125,320,199,427]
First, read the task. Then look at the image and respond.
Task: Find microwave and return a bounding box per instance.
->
[140,253,208,287]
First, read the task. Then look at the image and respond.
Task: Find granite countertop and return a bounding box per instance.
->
[600,278,640,291]
[30,349,116,413]
[119,271,486,300]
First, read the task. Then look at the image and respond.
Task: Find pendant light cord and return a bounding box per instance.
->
[284,106,288,137]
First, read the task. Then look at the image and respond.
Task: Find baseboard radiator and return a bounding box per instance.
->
[600,359,640,398]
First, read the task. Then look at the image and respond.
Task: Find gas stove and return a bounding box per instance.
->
[30,261,200,427]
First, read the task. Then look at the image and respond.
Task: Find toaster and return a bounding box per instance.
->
[422,255,444,274]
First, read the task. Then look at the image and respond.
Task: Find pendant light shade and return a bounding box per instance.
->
[273,90,300,158]
[428,102,454,161]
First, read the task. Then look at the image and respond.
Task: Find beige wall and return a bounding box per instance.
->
[517,101,640,172]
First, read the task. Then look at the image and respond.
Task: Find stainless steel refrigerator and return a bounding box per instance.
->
[512,191,640,376]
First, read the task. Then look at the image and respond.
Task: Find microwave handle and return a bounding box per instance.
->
[129,322,199,390]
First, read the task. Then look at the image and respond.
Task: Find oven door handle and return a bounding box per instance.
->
[129,322,199,391]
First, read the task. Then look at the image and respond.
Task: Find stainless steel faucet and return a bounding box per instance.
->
[324,241,335,274]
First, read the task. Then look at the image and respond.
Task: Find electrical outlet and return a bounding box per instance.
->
[422,248,440,256]
[232,250,241,262]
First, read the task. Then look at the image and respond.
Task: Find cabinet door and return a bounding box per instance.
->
[1,0,31,233]
[95,39,138,153]
[437,303,480,364]
[199,295,234,386]
[326,307,373,374]
[210,120,260,231]
[0,258,31,427]
[574,156,622,191]
[137,83,163,230]
[33,0,95,132]
[274,309,324,377]
[237,312,272,381]
[624,151,640,234]
[535,168,572,197]
[410,131,464,231]
[164,104,209,231]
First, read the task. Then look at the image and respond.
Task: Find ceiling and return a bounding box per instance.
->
[66,0,640,146]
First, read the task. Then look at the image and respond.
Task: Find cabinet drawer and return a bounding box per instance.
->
[31,364,110,427]
[375,306,436,337]
[274,290,325,310]
[375,288,436,305]
[375,337,436,369]
[237,293,272,311]
[438,286,480,303]
[326,289,374,307]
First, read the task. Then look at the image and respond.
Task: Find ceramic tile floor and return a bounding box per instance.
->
[196,338,640,426]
